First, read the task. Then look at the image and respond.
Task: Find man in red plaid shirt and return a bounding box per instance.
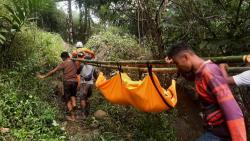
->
[165,42,246,141]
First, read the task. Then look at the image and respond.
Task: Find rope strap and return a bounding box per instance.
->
[147,64,173,109]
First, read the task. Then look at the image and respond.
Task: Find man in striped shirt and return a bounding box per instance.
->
[166,42,246,141]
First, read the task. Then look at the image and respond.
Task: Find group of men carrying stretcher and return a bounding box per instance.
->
[38,42,97,121]
[38,42,248,141]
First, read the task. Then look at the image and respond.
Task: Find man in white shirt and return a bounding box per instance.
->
[79,55,98,118]
[219,63,250,86]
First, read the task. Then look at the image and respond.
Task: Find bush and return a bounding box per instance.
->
[84,26,152,61]
[0,26,66,140]
[0,75,66,140]
[85,91,177,141]
[0,25,64,69]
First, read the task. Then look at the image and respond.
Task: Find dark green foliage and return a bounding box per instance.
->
[1,0,250,140]
[87,0,250,57]
[0,0,67,46]
[0,25,64,69]
[161,0,250,56]
[0,68,65,140]
[0,26,66,140]
[84,26,152,61]
[0,0,29,45]
[85,91,177,141]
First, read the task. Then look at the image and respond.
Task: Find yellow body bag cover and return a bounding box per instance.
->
[95,72,177,112]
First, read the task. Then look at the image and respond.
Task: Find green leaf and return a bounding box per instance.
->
[10,28,17,32]
[0,16,13,24]
[12,13,22,25]
[4,4,16,16]
[27,17,38,21]
[28,0,33,13]
[0,29,8,33]
[12,24,21,32]
[15,4,26,22]
[0,34,6,40]
[0,39,4,45]
[0,34,6,44]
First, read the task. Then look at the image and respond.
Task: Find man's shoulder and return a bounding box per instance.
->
[65,60,77,68]
[201,62,221,79]
[86,64,94,69]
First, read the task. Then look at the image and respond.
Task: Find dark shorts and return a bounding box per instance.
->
[79,83,93,100]
[63,81,78,102]
[196,132,223,141]
[202,124,230,141]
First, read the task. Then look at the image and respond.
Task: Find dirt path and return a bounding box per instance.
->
[52,43,102,140]
[52,80,101,141]
[61,120,99,141]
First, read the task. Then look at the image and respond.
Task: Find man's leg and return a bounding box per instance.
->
[64,82,71,112]
[66,99,75,120]
[79,83,90,117]
[80,86,91,109]
[67,100,73,111]
[80,83,87,108]
[80,99,87,110]
[65,81,77,121]
[64,93,75,121]
[70,82,78,120]
[84,85,92,116]
[196,132,224,141]
[71,96,76,108]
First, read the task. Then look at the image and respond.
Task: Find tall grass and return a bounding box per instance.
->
[0,25,66,140]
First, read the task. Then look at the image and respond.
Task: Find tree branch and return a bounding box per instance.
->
[155,0,168,24]
[235,0,244,27]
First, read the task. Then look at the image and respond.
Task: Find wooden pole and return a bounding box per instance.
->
[74,55,250,66]
[208,55,250,63]
[89,63,250,74]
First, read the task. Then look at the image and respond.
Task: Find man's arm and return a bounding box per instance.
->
[219,63,236,85]
[37,65,62,79]
[37,67,59,79]
[205,71,246,141]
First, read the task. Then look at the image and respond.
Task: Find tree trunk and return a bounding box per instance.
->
[137,0,141,46]
[87,11,91,39]
[67,0,74,44]
[78,1,84,42]
[143,13,164,59]
[83,3,89,43]
[139,0,165,59]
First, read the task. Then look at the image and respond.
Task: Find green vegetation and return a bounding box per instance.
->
[0,26,66,140]
[1,0,250,140]
[78,0,250,57]
[85,26,152,61]
[0,0,67,46]
[85,91,177,141]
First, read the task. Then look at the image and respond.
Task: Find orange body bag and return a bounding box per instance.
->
[95,72,177,112]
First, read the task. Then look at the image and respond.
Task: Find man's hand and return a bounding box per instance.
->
[219,63,229,70]
[36,73,46,79]
[165,56,173,64]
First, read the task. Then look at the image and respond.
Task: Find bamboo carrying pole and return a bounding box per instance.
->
[89,64,250,73]
[73,55,250,73]
[74,55,250,66]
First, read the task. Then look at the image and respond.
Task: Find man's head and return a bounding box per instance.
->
[76,41,83,48]
[167,42,195,72]
[61,51,70,61]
